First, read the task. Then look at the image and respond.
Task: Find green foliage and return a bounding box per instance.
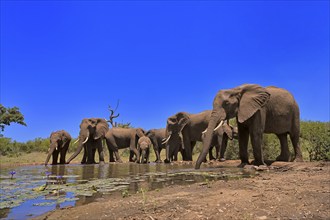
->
[0,137,49,157]
[0,104,27,133]
[300,121,330,161]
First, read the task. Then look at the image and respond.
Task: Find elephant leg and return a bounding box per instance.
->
[129,150,136,162]
[238,124,250,167]
[81,145,87,164]
[106,137,122,163]
[130,145,140,163]
[59,149,66,164]
[182,137,192,161]
[208,146,216,161]
[96,140,105,164]
[290,133,303,162]
[59,143,69,164]
[219,136,228,162]
[173,146,179,161]
[250,131,265,166]
[153,144,161,163]
[276,134,291,161]
[146,149,150,163]
[86,142,96,164]
[52,151,59,165]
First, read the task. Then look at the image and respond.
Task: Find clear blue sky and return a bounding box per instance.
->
[1,1,329,142]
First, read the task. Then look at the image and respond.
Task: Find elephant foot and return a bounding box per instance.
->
[251,160,266,166]
[164,159,171,164]
[209,156,216,161]
[276,154,290,162]
[99,161,105,165]
[293,157,304,162]
[238,161,250,168]
[155,159,162,163]
[219,158,226,162]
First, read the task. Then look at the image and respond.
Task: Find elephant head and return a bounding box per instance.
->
[217,122,238,140]
[196,84,270,168]
[66,118,109,164]
[136,128,146,139]
[163,112,188,162]
[45,130,71,165]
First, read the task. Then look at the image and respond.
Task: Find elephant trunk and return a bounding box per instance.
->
[141,150,147,163]
[66,131,89,164]
[45,143,57,165]
[66,141,83,164]
[195,110,223,169]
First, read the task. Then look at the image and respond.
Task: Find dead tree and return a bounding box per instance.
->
[107,102,120,128]
[107,100,131,128]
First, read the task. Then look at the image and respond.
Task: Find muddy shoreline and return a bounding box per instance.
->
[33,161,330,220]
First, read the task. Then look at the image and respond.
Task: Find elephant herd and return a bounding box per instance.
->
[45,84,304,168]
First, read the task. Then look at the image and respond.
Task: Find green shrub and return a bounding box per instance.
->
[300,121,330,161]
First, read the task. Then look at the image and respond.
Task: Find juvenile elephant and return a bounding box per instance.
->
[66,118,109,164]
[163,110,215,162]
[137,136,152,163]
[45,130,71,165]
[146,128,166,162]
[105,127,146,163]
[204,121,238,161]
[196,84,303,169]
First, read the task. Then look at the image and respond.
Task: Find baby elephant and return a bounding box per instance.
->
[137,136,152,164]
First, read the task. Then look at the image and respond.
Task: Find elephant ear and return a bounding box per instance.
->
[136,128,145,138]
[95,119,109,139]
[237,84,270,123]
[146,130,153,138]
[176,112,190,132]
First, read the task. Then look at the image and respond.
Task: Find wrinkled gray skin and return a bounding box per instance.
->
[105,127,146,163]
[146,128,166,162]
[205,122,238,161]
[45,130,71,165]
[196,84,303,169]
[164,110,215,163]
[137,136,152,163]
[66,118,109,164]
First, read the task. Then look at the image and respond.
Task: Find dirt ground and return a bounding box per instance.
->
[34,161,330,220]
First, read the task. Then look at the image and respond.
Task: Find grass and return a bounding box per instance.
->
[0,144,206,168]
[0,148,171,168]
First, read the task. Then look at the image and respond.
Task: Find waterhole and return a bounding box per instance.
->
[0,162,255,219]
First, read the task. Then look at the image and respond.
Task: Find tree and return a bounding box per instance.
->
[107,101,131,128]
[0,104,27,132]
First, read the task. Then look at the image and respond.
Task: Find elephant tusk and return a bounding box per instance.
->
[214,120,224,131]
[202,129,207,134]
[162,134,171,144]
[73,139,79,145]
[82,136,89,144]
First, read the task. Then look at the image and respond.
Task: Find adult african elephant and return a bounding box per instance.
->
[45,130,71,165]
[66,118,109,164]
[137,136,152,164]
[146,128,166,162]
[195,84,303,169]
[163,110,216,163]
[105,127,146,163]
[204,121,238,161]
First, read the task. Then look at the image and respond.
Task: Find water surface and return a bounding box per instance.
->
[0,162,254,219]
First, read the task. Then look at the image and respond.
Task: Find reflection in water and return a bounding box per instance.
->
[0,162,255,220]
